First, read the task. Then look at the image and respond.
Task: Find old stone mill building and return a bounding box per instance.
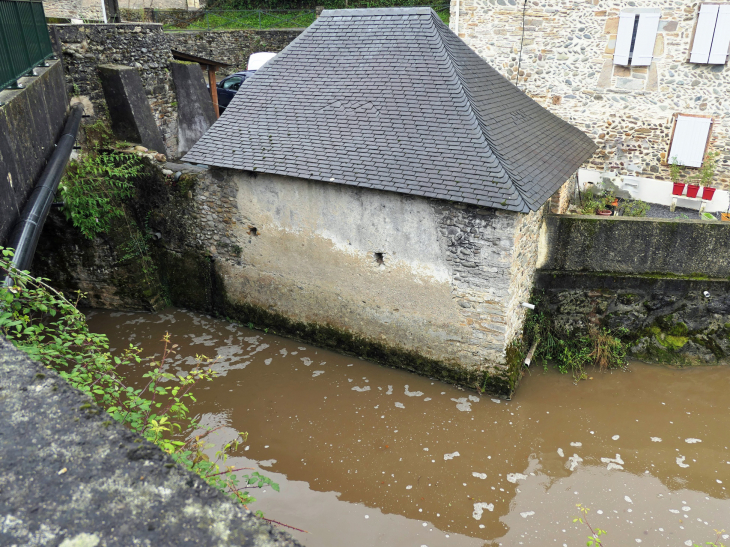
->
[183,8,596,395]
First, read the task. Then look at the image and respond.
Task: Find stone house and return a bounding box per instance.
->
[451,0,730,193]
[183,7,595,395]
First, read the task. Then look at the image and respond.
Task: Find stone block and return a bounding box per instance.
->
[616,77,644,90]
[97,64,167,154]
[653,34,664,56]
[170,61,217,156]
[604,16,618,34]
[597,60,613,88]
[647,63,659,91]
[659,20,678,32]
[613,65,630,77]
[605,36,616,54]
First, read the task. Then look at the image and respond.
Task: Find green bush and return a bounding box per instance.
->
[620,199,650,217]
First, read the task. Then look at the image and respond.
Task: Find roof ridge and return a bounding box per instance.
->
[430,12,530,213]
[320,7,432,16]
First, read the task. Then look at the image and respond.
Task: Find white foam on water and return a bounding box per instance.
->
[424,397,432,401]
[404,385,424,397]
[570,442,582,447]
[472,502,494,520]
[279,348,288,357]
[406,485,413,490]
[520,511,535,518]
[395,402,405,409]
[506,473,527,483]
[386,385,393,395]
[682,506,691,511]
[557,448,564,457]
[264,358,272,365]
[606,463,624,471]
[651,437,662,442]
[301,357,313,366]
[352,386,371,392]
[468,395,480,403]
[451,397,472,412]
[612,435,620,440]
[601,454,624,471]
[298,347,306,350]
[472,472,487,479]
[685,541,693,546]
[625,496,633,504]
[259,459,277,467]
[567,454,583,471]
[669,509,680,514]
[685,438,702,444]
[490,398,501,404]
[312,370,325,377]
[444,451,460,461]
[676,456,690,468]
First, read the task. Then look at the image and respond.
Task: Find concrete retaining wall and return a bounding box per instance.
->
[537,214,730,278]
[0,60,68,246]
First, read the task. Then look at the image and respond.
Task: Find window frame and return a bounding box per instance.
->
[666,113,715,168]
[687,2,730,65]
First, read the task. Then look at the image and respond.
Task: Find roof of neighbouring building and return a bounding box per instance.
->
[183,7,597,213]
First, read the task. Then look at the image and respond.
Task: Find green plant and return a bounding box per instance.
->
[580,189,615,215]
[573,504,607,547]
[523,295,627,380]
[692,151,720,188]
[0,248,278,512]
[670,155,684,184]
[60,152,143,240]
[620,199,650,217]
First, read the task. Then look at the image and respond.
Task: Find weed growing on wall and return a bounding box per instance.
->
[523,294,627,381]
[0,248,280,515]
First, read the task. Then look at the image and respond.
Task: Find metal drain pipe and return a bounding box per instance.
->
[3,103,84,286]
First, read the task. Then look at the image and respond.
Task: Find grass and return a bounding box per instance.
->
[161,6,449,30]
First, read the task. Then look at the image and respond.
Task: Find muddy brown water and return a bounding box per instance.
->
[85,308,730,547]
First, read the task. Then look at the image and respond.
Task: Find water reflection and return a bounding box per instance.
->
[86,308,730,547]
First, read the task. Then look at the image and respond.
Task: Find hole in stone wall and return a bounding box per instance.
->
[374,252,384,265]
[248,226,258,236]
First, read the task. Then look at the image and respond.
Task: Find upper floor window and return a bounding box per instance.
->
[614,8,661,66]
[690,3,730,64]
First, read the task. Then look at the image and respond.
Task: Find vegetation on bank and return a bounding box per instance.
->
[0,248,279,513]
[522,293,628,381]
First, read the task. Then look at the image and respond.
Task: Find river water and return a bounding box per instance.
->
[86,308,730,547]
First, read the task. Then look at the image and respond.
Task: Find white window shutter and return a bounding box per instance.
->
[668,116,713,168]
[709,5,730,64]
[614,12,635,65]
[631,12,661,66]
[691,4,719,64]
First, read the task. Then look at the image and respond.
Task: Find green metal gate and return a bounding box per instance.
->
[0,0,54,92]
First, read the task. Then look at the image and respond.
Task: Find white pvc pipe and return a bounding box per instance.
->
[100,0,108,23]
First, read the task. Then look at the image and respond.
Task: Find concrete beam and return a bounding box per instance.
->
[170,61,217,155]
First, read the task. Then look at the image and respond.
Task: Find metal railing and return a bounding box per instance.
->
[0,0,54,92]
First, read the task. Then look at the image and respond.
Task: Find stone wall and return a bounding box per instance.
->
[50,23,179,156]
[166,28,304,76]
[0,60,68,246]
[452,0,730,188]
[537,214,730,278]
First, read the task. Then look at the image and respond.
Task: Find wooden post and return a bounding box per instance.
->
[207,64,219,119]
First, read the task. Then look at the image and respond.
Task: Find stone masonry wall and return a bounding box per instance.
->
[166,28,304,77]
[44,0,84,19]
[50,23,179,156]
[452,0,730,188]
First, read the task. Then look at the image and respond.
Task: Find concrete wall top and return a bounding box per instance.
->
[0,336,304,546]
[537,214,730,278]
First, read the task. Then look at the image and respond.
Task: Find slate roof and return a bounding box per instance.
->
[183,7,597,213]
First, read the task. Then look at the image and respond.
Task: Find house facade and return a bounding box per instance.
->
[450,0,730,189]
[184,7,596,395]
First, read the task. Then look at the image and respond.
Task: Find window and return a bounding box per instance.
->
[667,115,714,168]
[614,9,661,66]
[221,76,243,90]
[690,4,730,64]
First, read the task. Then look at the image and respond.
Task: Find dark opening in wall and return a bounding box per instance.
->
[248,226,258,236]
[374,252,384,265]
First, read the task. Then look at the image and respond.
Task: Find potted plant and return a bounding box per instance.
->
[670,157,685,195]
[687,182,700,198]
[702,186,716,201]
[689,151,719,199]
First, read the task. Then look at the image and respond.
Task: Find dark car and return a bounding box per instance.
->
[215,70,256,114]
